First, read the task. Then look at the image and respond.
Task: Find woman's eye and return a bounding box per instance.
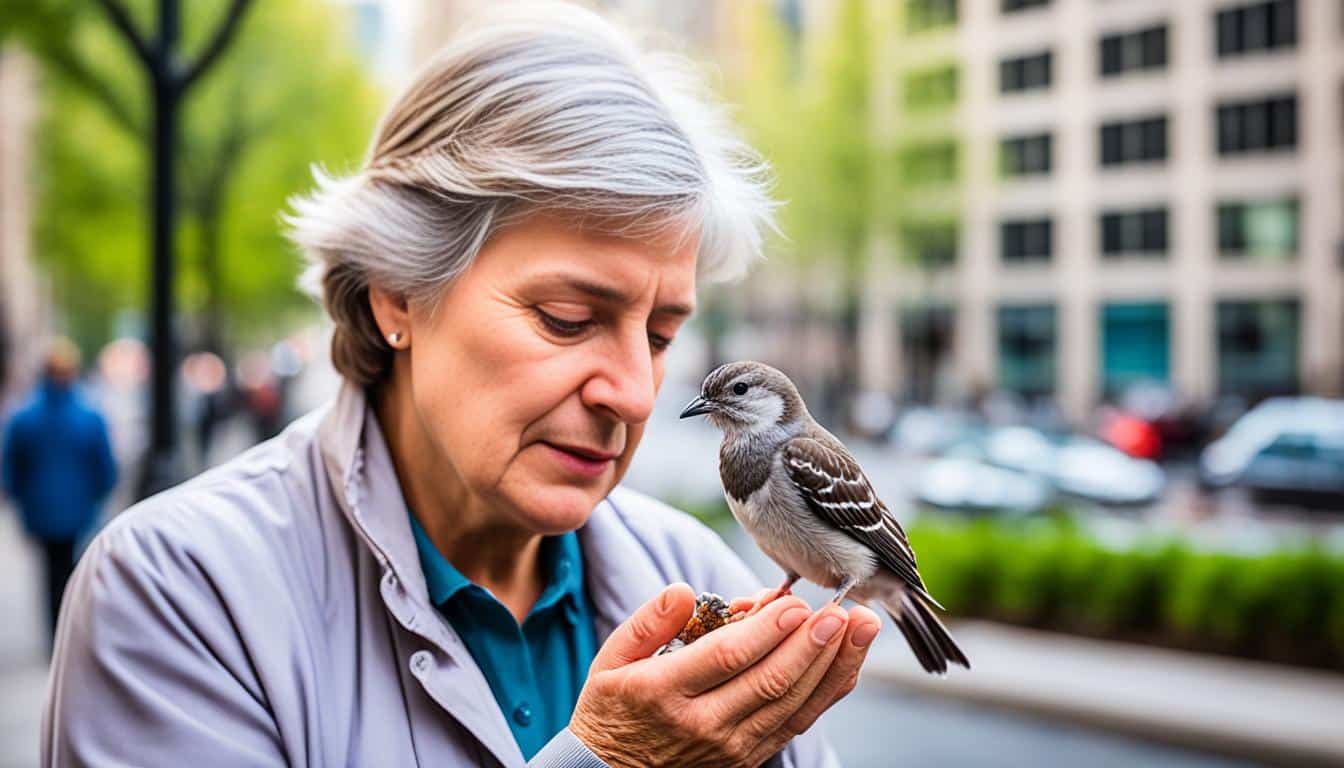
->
[537,309,591,337]
[649,333,674,352]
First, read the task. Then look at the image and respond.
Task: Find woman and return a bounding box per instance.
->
[42,4,881,766]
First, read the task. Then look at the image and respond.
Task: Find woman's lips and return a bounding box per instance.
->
[542,442,615,479]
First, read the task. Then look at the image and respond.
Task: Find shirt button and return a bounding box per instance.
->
[512,703,534,727]
[410,651,432,674]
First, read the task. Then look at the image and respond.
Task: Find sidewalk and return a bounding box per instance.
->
[0,512,47,768]
[864,620,1344,767]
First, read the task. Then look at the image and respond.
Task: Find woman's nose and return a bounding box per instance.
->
[582,331,657,424]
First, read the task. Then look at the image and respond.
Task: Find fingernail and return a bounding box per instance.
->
[852,622,879,648]
[657,585,680,615]
[777,607,809,632]
[812,615,844,644]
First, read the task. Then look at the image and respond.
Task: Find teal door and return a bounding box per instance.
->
[1101,302,1170,396]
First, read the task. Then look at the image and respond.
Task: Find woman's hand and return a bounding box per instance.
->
[569,583,881,768]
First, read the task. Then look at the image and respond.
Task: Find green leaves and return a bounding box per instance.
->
[10,0,379,351]
[909,516,1344,670]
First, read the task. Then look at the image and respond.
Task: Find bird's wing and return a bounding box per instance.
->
[781,436,933,600]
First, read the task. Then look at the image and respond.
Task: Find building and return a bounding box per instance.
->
[404,0,1342,424]
[0,49,45,404]
[410,0,730,67]
[857,0,1342,422]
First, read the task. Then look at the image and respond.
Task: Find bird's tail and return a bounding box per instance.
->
[882,589,970,675]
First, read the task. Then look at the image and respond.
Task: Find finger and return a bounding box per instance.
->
[590,583,695,673]
[709,604,848,725]
[729,588,773,613]
[658,594,812,694]
[770,604,880,739]
[739,606,879,768]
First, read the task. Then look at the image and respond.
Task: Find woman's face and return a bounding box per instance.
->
[400,212,697,534]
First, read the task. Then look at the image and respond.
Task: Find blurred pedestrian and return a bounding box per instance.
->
[1,337,117,648]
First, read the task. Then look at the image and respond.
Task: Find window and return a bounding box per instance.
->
[1217,197,1299,261]
[1102,303,1171,394]
[1000,50,1052,93]
[908,0,957,32]
[1216,0,1297,57]
[903,221,959,269]
[901,305,956,404]
[1000,133,1052,176]
[905,65,959,111]
[1101,208,1168,257]
[1217,299,1300,397]
[1216,93,1297,154]
[1002,0,1049,12]
[1099,24,1168,77]
[998,305,1056,398]
[1100,115,1168,166]
[1001,218,1053,263]
[899,140,960,184]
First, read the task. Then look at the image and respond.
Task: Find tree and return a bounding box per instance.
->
[2,0,379,492]
[731,0,879,428]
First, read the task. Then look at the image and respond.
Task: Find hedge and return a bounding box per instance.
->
[907,517,1344,670]
[682,501,1344,670]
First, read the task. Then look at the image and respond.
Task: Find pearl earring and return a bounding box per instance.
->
[388,331,403,345]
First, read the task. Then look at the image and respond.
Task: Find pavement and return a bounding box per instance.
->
[860,620,1344,767]
[0,513,47,768]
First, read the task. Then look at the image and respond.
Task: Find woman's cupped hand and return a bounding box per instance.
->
[569,583,881,768]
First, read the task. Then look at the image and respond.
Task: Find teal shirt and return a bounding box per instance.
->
[408,512,598,760]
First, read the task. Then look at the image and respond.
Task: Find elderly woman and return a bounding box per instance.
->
[42,5,881,767]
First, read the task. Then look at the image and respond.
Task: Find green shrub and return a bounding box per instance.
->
[679,498,1344,669]
[909,515,1344,670]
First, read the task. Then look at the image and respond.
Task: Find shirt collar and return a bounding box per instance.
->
[408,509,587,621]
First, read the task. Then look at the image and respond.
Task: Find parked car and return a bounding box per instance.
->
[1199,397,1344,506]
[1199,397,1344,493]
[1236,432,1344,505]
[891,406,977,456]
[914,436,1052,514]
[915,425,1166,511]
[983,426,1166,506]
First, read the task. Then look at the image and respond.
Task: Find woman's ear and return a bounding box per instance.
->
[368,285,412,349]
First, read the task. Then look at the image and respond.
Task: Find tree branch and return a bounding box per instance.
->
[91,0,154,68]
[179,0,255,91]
[40,42,143,136]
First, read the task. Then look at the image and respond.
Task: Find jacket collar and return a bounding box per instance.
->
[318,382,525,764]
[316,380,666,642]
[314,381,669,765]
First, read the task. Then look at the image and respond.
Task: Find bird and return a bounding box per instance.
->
[679,360,970,675]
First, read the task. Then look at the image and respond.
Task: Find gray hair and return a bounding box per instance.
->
[284,1,777,387]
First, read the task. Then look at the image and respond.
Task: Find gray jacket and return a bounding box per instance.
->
[42,382,836,767]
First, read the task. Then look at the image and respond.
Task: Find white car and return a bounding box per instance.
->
[1200,397,1344,492]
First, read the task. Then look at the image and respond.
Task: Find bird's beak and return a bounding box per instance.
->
[679,396,715,419]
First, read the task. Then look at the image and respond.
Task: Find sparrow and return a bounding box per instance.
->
[680,361,970,674]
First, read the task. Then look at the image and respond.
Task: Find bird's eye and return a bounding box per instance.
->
[732,382,749,396]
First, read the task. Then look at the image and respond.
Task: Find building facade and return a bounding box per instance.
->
[0,49,44,403]
[862,0,1342,422]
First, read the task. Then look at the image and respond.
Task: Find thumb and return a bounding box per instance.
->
[591,582,695,672]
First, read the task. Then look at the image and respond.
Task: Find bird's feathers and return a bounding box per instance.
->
[781,434,942,609]
[884,589,970,674]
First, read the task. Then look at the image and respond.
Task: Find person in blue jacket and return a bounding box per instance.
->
[2,338,117,647]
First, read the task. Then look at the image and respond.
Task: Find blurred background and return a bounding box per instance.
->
[1,0,1342,765]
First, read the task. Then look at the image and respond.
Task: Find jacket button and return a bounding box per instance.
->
[512,703,533,727]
